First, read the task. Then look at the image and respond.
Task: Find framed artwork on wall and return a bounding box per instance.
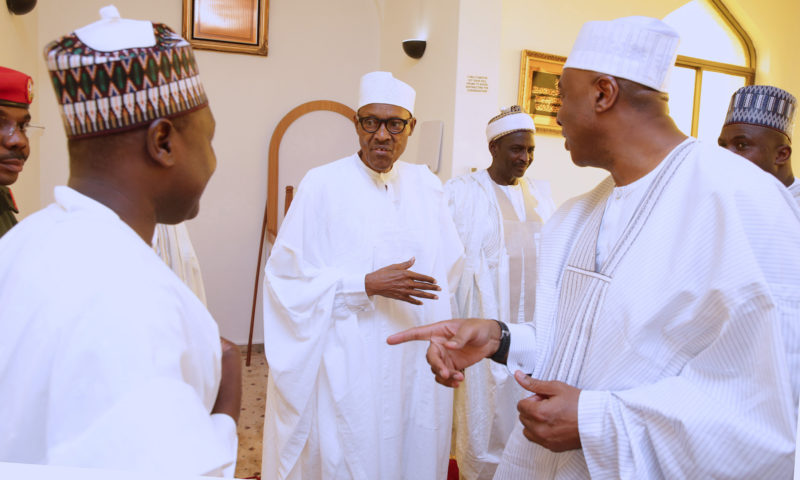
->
[182,0,269,56]
[517,50,566,134]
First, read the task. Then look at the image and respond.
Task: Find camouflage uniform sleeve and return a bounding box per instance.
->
[0,186,19,238]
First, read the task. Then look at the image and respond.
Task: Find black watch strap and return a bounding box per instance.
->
[489,320,510,365]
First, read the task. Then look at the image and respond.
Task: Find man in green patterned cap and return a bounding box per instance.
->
[0,65,35,238]
[0,7,240,476]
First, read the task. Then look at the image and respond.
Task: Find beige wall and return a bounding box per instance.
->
[5,0,800,343]
[450,0,502,178]
[380,0,460,181]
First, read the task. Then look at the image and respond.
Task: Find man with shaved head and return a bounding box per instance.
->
[389,16,800,479]
[718,85,798,205]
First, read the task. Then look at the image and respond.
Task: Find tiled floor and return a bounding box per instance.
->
[234,344,267,479]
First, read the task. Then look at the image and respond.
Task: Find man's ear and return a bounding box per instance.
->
[146,118,177,168]
[775,144,792,166]
[407,117,417,136]
[594,75,620,113]
[488,140,498,158]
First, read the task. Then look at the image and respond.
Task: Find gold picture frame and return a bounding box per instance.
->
[517,50,566,135]
[182,0,269,56]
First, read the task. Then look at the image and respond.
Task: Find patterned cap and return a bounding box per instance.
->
[724,85,796,141]
[0,66,33,109]
[44,9,207,139]
[486,105,535,143]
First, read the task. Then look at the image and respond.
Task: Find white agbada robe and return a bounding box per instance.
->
[262,154,464,480]
[788,177,800,208]
[494,139,800,479]
[0,187,237,476]
[445,170,554,480]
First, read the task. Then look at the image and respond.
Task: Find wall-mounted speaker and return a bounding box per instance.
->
[7,0,37,15]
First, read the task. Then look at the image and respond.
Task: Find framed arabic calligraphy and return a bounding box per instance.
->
[517,50,565,134]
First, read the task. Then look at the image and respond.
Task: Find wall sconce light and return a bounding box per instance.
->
[402,39,426,59]
[6,0,36,15]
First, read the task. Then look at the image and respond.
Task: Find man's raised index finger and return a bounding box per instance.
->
[386,324,438,345]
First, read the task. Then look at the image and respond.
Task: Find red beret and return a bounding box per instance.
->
[0,66,33,109]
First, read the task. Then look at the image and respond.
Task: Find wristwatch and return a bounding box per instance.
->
[489,320,510,365]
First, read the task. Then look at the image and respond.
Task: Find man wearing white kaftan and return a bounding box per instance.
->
[446,171,553,322]
[262,72,463,480]
[493,138,800,478]
[388,17,800,479]
[0,188,237,475]
[0,9,240,476]
[445,107,555,480]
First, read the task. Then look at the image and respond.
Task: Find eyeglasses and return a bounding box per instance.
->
[1,120,44,139]
[357,116,411,134]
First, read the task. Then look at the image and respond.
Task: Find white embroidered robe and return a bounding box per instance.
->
[495,140,800,479]
[262,154,464,480]
[445,170,554,480]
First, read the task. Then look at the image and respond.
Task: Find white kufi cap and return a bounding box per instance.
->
[564,16,680,93]
[358,71,416,115]
[486,105,535,143]
[75,5,157,51]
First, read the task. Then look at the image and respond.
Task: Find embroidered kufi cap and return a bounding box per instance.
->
[43,5,208,139]
[486,105,535,143]
[358,71,416,116]
[0,66,33,109]
[564,16,680,93]
[724,85,796,141]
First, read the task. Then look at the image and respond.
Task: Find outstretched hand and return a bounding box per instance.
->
[365,257,441,305]
[387,318,502,387]
[515,371,581,452]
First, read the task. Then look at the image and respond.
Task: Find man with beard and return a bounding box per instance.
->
[444,106,554,480]
[0,66,34,238]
